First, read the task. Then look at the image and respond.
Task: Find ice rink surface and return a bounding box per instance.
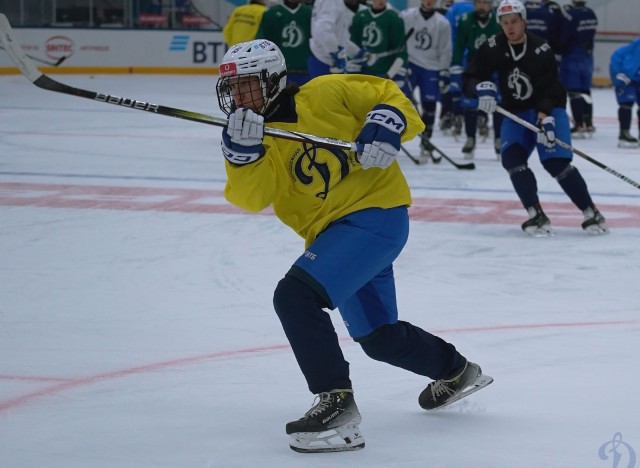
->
[1,74,639,468]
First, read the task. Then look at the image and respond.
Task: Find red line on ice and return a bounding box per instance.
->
[1,182,639,227]
[0,319,638,414]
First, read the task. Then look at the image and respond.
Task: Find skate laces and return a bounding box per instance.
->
[430,362,469,399]
[305,392,334,418]
[430,379,457,399]
[305,390,351,418]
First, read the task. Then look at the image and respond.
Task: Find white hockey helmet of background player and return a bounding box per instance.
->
[216,39,287,116]
[496,0,527,22]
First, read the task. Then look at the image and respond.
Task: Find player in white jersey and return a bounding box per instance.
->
[401,0,452,161]
[308,0,364,77]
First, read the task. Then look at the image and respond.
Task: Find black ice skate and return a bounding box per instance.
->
[439,112,453,134]
[571,124,591,139]
[522,204,553,237]
[419,360,493,410]
[584,117,595,137]
[494,137,501,160]
[452,115,463,139]
[462,137,475,159]
[420,130,439,164]
[286,389,365,453]
[582,206,609,235]
[618,130,639,148]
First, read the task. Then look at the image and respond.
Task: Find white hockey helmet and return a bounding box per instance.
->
[496,0,527,21]
[216,39,287,116]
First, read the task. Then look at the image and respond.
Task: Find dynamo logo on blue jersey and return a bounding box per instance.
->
[169,35,190,51]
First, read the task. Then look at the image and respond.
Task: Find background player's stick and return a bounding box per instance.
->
[0,13,358,153]
[429,140,475,170]
[365,28,414,66]
[0,44,68,67]
[400,145,421,164]
[496,105,640,190]
[402,68,475,170]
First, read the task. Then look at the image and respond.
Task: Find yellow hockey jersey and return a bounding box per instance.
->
[224,74,425,247]
[222,3,267,47]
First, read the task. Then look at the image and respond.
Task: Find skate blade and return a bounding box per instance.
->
[290,442,365,453]
[618,141,639,149]
[428,375,494,411]
[422,149,442,164]
[524,226,555,237]
[419,149,432,164]
[463,151,475,160]
[289,426,365,453]
[583,224,609,235]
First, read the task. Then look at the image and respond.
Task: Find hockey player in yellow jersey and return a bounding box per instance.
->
[216,39,493,453]
[222,0,268,47]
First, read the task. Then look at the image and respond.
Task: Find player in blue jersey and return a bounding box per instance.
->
[452,0,502,158]
[558,0,598,137]
[523,0,559,49]
[216,39,492,453]
[610,38,640,148]
[444,0,474,136]
[463,0,607,236]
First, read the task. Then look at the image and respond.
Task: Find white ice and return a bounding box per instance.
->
[1,74,639,468]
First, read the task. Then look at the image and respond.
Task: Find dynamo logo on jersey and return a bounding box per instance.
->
[362,22,383,48]
[282,20,304,48]
[507,68,533,101]
[415,28,433,51]
[169,35,190,51]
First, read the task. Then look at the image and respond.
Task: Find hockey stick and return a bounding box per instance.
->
[403,72,475,170]
[429,141,475,170]
[0,44,68,67]
[567,91,593,105]
[366,28,414,66]
[400,144,421,165]
[0,14,357,153]
[367,46,404,66]
[496,105,640,190]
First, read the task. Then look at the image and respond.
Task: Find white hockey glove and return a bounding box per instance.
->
[355,104,406,170]
[536,116,556,148]
[476,81,497,114]
[615,72,631,87]
[345,60,363,73]
[346,48,370,73]
[221,108,265,165]
[329,47,346,74]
